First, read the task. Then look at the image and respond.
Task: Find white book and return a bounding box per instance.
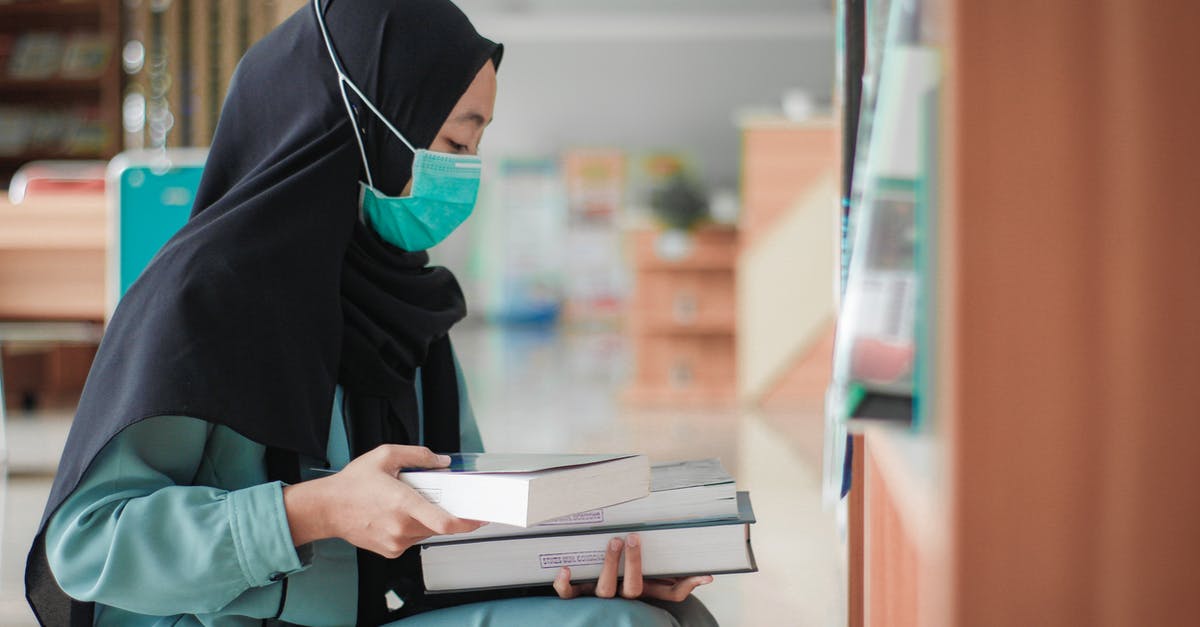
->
[421,492,757,593]
[398,453,649,527]
[423,458,738,544]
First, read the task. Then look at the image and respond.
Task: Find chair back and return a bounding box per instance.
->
[106,149,208,318]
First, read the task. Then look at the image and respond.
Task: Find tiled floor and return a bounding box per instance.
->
[0,323,846,626]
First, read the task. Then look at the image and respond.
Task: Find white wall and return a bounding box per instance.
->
[469,7,835,188]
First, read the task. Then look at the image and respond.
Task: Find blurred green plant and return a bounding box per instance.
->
[648,173,709,231]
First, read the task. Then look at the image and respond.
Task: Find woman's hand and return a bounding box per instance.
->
[552,533,713,602]
[282,444,485,557]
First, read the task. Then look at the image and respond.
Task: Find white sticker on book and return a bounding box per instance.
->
[415,488,442,503]
[539,551,607,569]
[540,510,605,525]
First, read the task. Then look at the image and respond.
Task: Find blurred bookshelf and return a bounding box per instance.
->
[831,0,946,624]
[0,1,293,189]
[0,0,123,187]
[837,1,1200,626]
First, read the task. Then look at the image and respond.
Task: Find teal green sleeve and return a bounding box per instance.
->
[44,416,308,618]
[452,346,484,453]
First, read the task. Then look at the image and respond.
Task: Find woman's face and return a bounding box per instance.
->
[401,60,497,194]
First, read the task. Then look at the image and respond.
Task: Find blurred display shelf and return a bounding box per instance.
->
[0,1,102,22]
[0,77,104,94]
[0,1,101,16]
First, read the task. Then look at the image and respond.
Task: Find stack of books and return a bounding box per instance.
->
[401,456,758,593]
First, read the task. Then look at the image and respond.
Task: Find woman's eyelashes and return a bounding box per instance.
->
[438,134,478,154]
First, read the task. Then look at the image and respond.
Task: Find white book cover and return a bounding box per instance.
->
[398,453,650,527]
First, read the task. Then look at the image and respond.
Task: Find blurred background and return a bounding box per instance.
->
[3,1,1199,626]
[0,0,843,625]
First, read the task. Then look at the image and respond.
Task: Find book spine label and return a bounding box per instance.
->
[538,550,607,569]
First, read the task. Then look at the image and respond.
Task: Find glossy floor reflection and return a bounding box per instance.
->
[0,322,846,626]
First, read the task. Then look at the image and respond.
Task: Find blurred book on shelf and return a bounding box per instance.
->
[7,32,64,79]
[60,32,110,79]
[0,106,110,157]
[0,33,14,71]
[4,31,112,80]
[828,42,940,429]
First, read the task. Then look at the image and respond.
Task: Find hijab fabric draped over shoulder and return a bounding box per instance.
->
[26,1,502,625]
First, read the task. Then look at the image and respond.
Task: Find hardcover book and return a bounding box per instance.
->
[398,453,650,527]
[420,492,758,593]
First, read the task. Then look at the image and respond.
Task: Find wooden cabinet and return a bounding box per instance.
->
[631,271,736,334]
[735,117,837,406]
[624,228,738,406]
[739,119,837,250]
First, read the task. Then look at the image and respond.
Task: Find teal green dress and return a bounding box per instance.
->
[44,363,716,627]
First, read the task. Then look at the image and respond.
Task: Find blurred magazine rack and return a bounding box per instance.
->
[823,0,940,503]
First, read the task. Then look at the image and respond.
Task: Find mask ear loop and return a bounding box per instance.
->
[312,0,418,189]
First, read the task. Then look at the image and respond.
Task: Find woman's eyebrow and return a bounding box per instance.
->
[454,112,491,127]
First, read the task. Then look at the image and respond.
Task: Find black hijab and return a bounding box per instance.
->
[26,1,501,625]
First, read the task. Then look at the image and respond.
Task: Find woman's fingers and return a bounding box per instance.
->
[554,536,710,603]
[554,568,598,599]
[620,533,644,599]
[397,485,485,536]
[553,567,578,599]
[373,444,451,472]
[552,566,576,595]
[643,575,714,602]
[593,537,624,598]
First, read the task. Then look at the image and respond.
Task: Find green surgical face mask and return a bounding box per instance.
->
[314,0,482,251]
[358,150,481,252]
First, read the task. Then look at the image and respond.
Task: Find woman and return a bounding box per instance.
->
[25,1,717,626]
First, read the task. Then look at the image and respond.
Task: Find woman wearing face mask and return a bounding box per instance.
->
[24,1,717,626]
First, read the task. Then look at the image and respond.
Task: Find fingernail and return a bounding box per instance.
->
[437,454,451,465]
[626,533,639,548]
[702,576,714,584]
[557,567,568,580]
[608,538,623,551]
